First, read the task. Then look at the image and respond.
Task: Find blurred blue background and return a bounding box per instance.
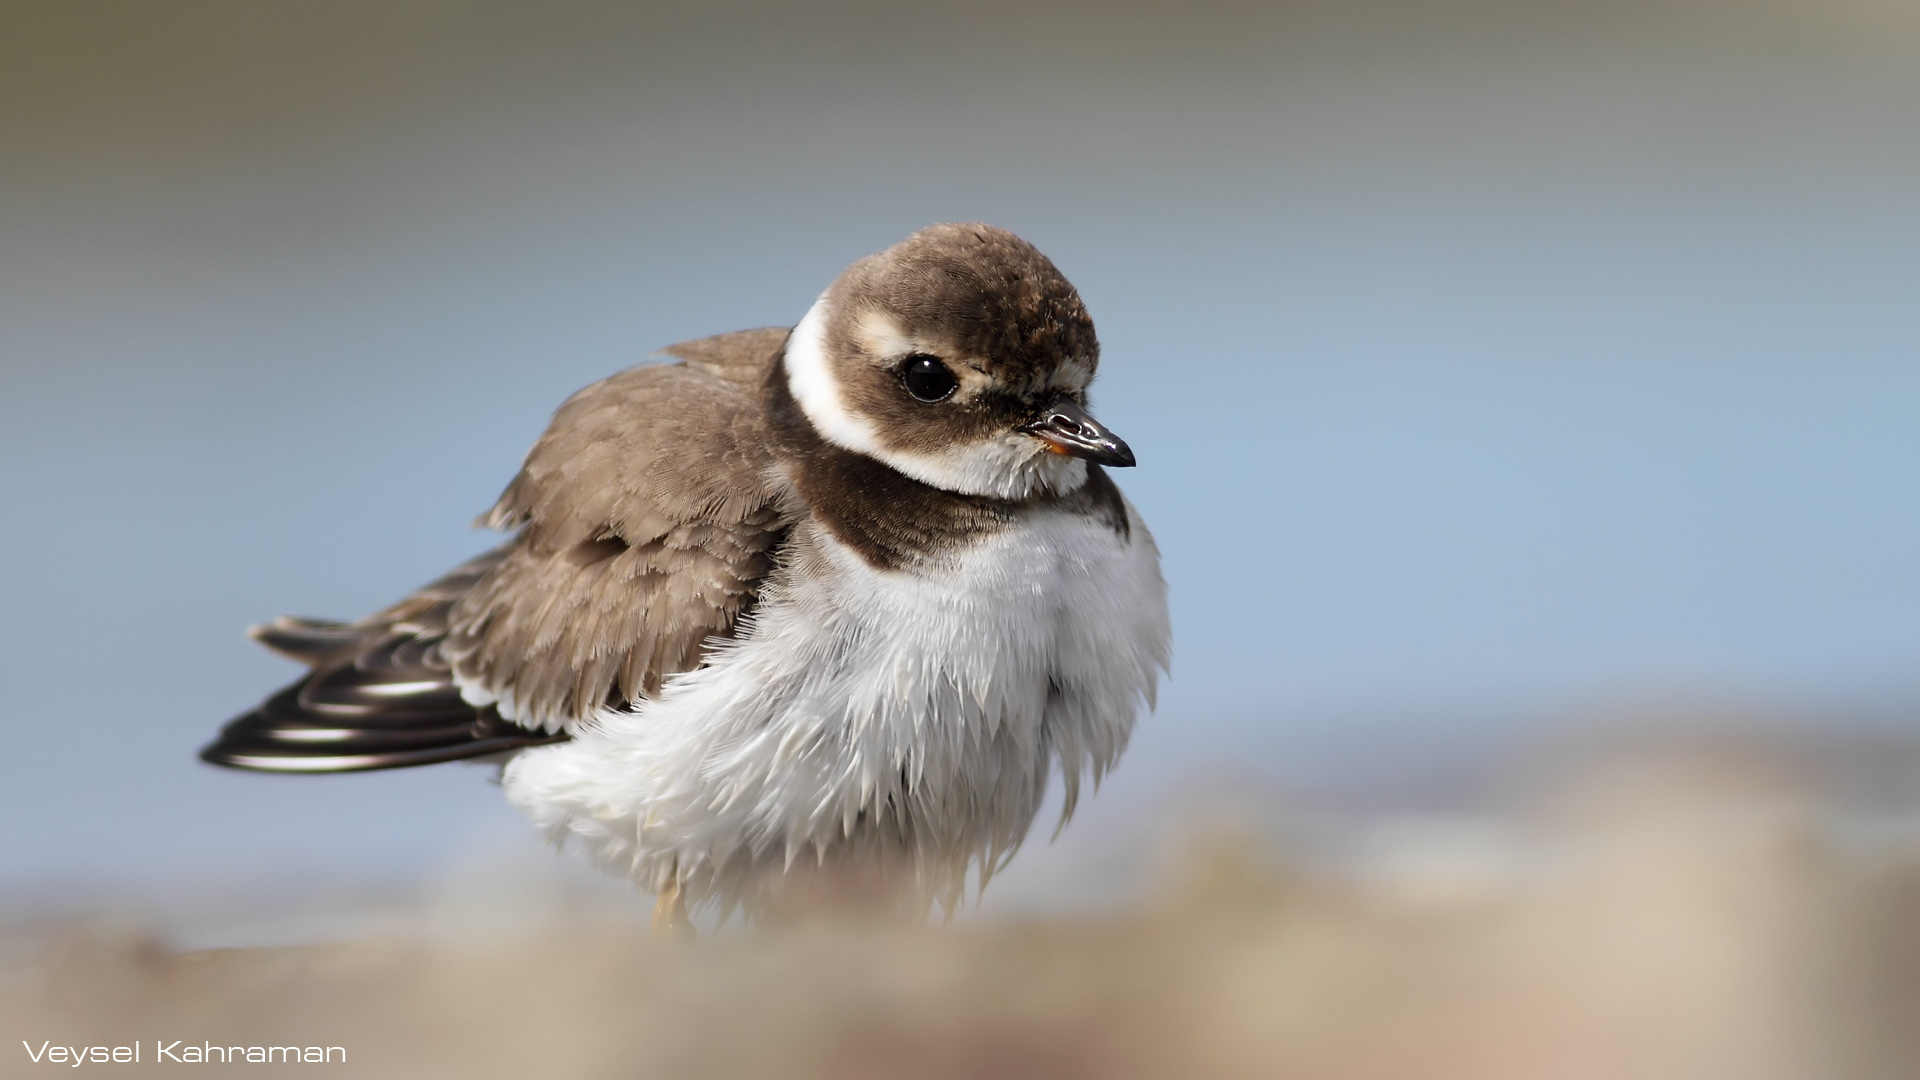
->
[2,1,1916,910]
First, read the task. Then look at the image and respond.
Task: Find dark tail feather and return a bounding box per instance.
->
[204,624,567,774]
[200,685,562,772]
[248,617,367,665]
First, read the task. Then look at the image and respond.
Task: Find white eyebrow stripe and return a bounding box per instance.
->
[854,310,919,361]
[784,293,1090,499]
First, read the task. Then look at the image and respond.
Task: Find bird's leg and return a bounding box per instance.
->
[651,874,695,942]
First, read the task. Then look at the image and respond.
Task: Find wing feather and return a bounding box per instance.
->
[202,328,795,772]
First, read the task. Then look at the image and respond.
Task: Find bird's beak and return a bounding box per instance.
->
[1018,398,1136,468]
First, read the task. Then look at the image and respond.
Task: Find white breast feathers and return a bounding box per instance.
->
[499,497,1170,914]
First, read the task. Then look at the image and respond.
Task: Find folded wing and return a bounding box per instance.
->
[202,328,795,773]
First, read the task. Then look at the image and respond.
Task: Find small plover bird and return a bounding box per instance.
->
[203,224,1170,929]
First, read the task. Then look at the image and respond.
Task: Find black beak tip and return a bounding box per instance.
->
[1021,399,1138,468]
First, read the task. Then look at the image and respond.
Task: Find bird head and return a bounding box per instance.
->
[784,223,1133,499]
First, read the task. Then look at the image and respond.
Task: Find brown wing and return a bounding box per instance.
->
[444,326,795,730]
[201,327,795,772]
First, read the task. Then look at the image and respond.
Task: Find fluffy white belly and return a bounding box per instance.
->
[501,498,1169,911]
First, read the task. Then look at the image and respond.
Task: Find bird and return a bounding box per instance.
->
[202,223,1170,932]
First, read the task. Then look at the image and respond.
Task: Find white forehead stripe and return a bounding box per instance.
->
[785,293,888,459]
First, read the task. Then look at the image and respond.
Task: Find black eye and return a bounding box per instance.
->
[900,355,958,402]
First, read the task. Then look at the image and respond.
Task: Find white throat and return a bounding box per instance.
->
[784,294,1088,500]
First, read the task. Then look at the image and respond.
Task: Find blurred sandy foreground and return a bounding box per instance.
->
[8,744,1920,1080]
